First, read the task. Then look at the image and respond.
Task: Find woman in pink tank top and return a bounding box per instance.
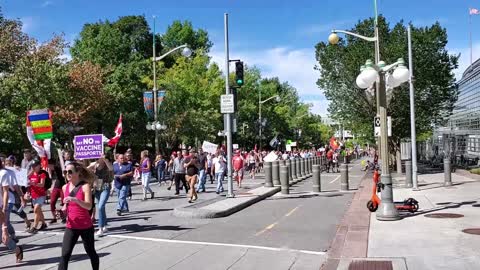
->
[59,162,99,270]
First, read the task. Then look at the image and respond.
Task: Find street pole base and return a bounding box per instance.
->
[340,185,349,191]
[405,183,413,188]
[444,182,452,187]
[264,183,273,187]
[376,201,401,221]
[226,193,235,198]
[312,186,321,193]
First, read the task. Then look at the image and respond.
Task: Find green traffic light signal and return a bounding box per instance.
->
[235,61,244,87]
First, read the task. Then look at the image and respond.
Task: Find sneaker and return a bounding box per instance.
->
[28,227,38,234]
[39,223,48,231]
[95,229,103,236]
[102,227,108,233]
[116,210,122,216]
[151,192,155,199]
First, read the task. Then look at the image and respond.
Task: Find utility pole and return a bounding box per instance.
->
[152,16,159,154]
[224,13,234,198]
[408,25,418,190]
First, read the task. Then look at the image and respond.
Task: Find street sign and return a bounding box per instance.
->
[374,116,392,137]
[220,94,235,113]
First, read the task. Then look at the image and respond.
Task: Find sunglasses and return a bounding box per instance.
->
[63,170,74,175]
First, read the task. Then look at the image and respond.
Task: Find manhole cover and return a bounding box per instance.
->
[424,213,464,218]
[462,228,480,235]
[348,260,393,270]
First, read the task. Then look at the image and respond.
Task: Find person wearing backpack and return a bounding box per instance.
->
[26,161,50,233]
[59,162,99,270]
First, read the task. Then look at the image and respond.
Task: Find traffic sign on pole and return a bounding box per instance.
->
[220,94,235,114]
[374,116,392,137]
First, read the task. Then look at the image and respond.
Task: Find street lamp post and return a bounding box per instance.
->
[258,94,280,151]
[329,0,382,152]
[356,58,409,221]
[151,17,192,154]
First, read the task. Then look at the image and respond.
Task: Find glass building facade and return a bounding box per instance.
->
[433,58,480,160]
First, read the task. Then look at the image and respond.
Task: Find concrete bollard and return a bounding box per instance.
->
[272,160,281,186]
[287,159,293,184]
[444,158,452,187]
[295,158,301,180]
[340,162,349,191]
[405,160,413,188]
[280,165,289,194]
[264,162,273,187]
[300,158,306,179]
[312,164,321,192]
[292,159,298,181]
[306,158,311,176]
[309,158,313,175]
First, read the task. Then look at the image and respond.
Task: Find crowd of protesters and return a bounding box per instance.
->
[0,140,370,268]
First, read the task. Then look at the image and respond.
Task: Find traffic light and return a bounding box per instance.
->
[235,61,244,86]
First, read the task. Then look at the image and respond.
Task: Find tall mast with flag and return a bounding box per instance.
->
[469,7,480,65]
[107,114,123,148]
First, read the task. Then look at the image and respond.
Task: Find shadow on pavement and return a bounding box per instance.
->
[0,252,110,269]
[400,200,478,218]
[416,181,469,191]
[108,224,191,234]
[126,208,173,215]
[105,215,152,223]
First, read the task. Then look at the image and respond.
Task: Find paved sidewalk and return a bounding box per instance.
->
[322,170,480,270]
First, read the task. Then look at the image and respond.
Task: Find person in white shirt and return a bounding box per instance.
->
[1,156,24,262]
[212,154,226,194]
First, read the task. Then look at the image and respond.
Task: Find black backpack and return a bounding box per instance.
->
[39,169,53,190]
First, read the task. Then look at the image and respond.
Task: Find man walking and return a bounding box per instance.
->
[113,154,133,216]
[212,153,226,194]
[196,149,207,193]
[172,151,188,195]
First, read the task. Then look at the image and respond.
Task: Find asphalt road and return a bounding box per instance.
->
[1,158,366,270]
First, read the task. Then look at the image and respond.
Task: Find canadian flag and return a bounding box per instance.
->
[107,114,123,147]
[470,8,480,15]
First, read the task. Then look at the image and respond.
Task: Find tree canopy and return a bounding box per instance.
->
[315,16,458,149]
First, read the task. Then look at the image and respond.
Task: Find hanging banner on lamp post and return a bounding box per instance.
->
[143,91,154,120]
[157,90,166,107]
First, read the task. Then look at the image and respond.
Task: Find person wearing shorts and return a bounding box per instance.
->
[26,161,47,233]
[247,151,256,180]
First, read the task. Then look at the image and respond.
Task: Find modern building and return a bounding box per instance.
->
[432,58,480,162]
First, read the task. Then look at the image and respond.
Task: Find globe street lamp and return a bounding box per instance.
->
[356,58,409,221]
[258,95,281,151]
[152,13,192,154]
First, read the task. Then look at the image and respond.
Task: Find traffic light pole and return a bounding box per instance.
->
[224,13,234,198]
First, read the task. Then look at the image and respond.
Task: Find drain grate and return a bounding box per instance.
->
[462,228,480,235]
[348,260,393,270]
[424,213,464,218]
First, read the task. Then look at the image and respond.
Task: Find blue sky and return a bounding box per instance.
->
[2,0,480,116]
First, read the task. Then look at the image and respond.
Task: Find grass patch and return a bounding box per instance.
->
[470,168,480,175]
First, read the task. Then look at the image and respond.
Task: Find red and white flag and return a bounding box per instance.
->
[107,114,123,147]
[470,8,480,15]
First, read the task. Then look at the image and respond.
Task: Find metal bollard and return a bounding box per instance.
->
[292,159,298,181]
[287,159,293,184]
[312,164,321,192]
[444,158,452,186]
[340,162,349,191]
[295,158,301,180]
[306,158,310,176]
[309,157,313,176]
[300,158,306,179]
[272,160,280,186]
[280,165,289,194]
[264,162,273,187]
[405,160,413,188]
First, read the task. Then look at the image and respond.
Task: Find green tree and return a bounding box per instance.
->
[315,16,458,151]
[162,20,212,53]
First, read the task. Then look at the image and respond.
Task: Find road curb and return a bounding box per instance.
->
[173,186,281,218]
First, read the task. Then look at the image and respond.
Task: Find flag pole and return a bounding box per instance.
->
[470,12,473,65]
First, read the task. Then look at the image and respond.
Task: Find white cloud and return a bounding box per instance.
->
[41,1,53,7]
[209,45,329,116]
[20,17,35,33]
[450,42,480,80]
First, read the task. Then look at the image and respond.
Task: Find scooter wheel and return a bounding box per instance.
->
[405,198,419,213]
[367,200,378,212]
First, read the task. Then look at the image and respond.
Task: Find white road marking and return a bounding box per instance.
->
[285,206,300,217]
[107,234,326,255]
[329,175,341,184]
[21,230,326,256]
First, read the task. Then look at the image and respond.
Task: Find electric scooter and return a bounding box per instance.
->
[367,169,419,213]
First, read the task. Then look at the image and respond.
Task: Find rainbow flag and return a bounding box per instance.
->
[27,109,53,140]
